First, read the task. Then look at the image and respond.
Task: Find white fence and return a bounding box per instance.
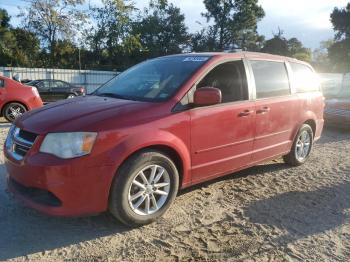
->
[0,67,119,94]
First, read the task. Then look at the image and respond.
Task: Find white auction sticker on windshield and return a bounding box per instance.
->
[183,57,209,62]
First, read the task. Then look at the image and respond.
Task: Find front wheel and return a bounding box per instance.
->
[109,150,179,226]
[3,103,27,122]
[283,124,314,166]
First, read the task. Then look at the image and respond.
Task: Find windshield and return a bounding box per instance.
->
[336,87,350,99]
[94,56,211,102]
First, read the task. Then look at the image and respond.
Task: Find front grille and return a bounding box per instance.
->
[18,129,37,143]
[324,108,350,118]
[6,126,38,160]
[14,143,31,157]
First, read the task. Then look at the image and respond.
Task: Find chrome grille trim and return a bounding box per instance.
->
[6,126,37,161]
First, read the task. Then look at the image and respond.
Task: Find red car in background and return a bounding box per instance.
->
[0,76,43,122]
[324,87,350,126]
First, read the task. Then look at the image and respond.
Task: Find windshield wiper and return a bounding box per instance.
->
[95,93,128,100]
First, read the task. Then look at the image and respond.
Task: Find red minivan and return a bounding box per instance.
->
[4,52,324,226]
[0,76,43,122]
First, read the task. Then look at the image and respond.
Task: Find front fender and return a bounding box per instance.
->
[106,129,191,189]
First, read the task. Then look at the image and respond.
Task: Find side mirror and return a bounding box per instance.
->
[194,87,222,106]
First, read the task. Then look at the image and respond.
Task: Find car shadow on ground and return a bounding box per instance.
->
[244,179,350,247]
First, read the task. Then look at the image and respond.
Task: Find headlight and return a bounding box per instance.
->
[40,132,97,159]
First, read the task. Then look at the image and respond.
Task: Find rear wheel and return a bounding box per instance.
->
[109,150,179,226]
[283,124,314,166]
[3,103,27,122]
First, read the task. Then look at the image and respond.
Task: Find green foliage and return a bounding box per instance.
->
[19,0,87,67]
[200,0,265,51]
[133,0,189,58]
[0,9,41,67]
[328,3,350,73]
[261,30,311,62]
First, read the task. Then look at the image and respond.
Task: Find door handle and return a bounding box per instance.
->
[256,107,270,114]
[239,109,254,117]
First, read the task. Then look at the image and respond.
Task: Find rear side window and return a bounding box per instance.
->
[290,63,320,93]
[250,60,290,99]
[0,79,4,87]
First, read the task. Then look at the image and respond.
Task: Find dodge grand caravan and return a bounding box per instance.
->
[4,52,324,226]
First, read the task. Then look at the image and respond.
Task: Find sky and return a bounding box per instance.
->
[1,0,349,49]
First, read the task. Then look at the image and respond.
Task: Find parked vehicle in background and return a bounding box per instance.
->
[319,73,343,98]
[26,79,86,102]
[0,76,43,122]
[324,86,350,126]
[5,52,324,226]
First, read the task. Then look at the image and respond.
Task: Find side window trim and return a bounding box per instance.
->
[285,62,297,95]
[247,59,292,100]
[172,58,253,112]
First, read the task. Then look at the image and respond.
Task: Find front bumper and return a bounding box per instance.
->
[5,149,116,217]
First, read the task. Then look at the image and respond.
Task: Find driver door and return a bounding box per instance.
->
[190,60,255,184]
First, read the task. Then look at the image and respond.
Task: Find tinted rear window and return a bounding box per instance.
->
[250,60,290,99]
[290,63,320,93]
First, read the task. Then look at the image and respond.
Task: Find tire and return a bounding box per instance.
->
[283,124,314,166]
[67,94,76,99]
[3,102,27,123]
[109,150,179,226]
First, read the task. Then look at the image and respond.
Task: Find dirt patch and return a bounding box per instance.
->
[0,123,350,261]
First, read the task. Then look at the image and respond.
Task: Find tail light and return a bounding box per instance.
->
[79,87,85,94]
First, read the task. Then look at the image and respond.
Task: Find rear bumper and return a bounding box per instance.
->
[5,149,116,217]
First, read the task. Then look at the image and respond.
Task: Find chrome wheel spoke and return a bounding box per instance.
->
[139,171,148,185]
[154,189,168,196]
[154,182,169,188]
[149,165,157,184]
[130,190,144,201]
[153,167,165,183]
[145,195,150,214]
[133,195,146,209]
[132,180,146,190]
[151,194,158,210]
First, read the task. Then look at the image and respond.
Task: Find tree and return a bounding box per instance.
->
[87,0,141,70]
[201,0,265,51]
[133,0,189,58]
[0,9,41,67]
[19,0,87,67]
[261,29,311,62]
[312,40,334,72]
[329,3,350,72]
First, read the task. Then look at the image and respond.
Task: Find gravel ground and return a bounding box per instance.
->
[0,121,350,261]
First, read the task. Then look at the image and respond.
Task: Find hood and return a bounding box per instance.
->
[326,98,350,111]
[16,96,160,134]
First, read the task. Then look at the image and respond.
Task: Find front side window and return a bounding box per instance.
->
[250,60,290,99]
[196,61,248,103]
[290,62,320,93]
[94,56,211,102]
[0,79,4,88]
